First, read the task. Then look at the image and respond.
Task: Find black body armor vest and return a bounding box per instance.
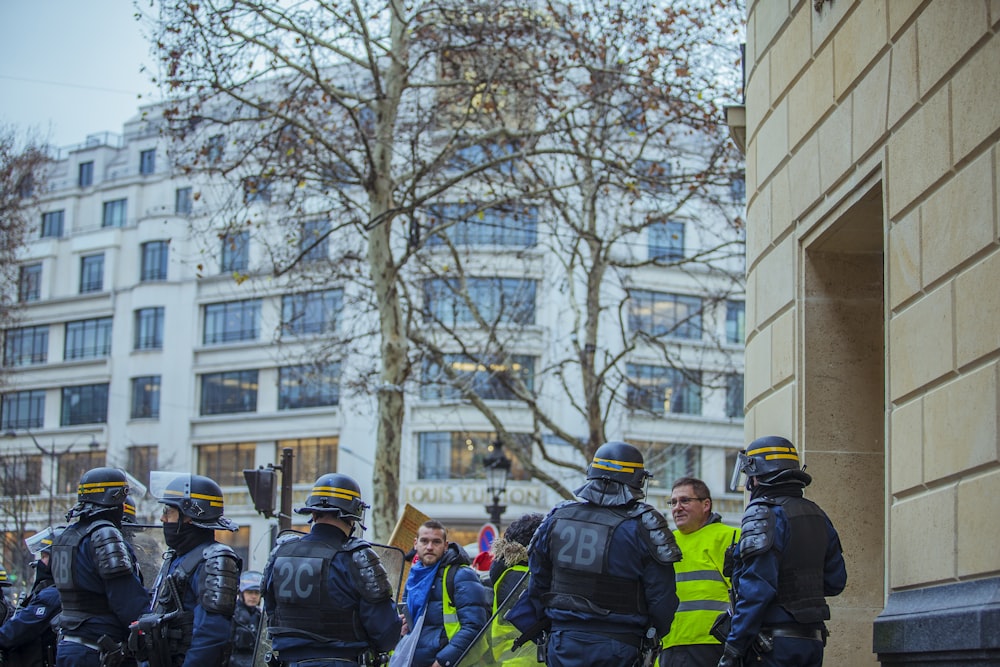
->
[545,502,646,615]
[51,520,115,626]
[774,496,831,624]
[268,534,363,642]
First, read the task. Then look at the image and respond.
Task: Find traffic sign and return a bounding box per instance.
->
[478,523,498,554]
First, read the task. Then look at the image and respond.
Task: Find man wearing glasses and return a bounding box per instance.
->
[660,478,740,666]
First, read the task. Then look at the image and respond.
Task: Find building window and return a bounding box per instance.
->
[726,301,745,344]
[637,442,700,490]
[636,159,671,192]
[41,210,65,238]
[0,455,43,496]
[730,172,746,204]
[200,370,258,415]
[421,354,535,401]
[281,289,342,336]
[140,149,156,175]
[134,307,165,350]
[60,383,109,425]
[140,241,169,282]
[278,363,341,410]
[102,199,127,228]
[0,390,45,431]
[726,373,744,419]
[64,317,112,360]
[243,177,272,204]
[626,363,702,415]
[127,445,158,492]
[3,325,48,366]
[18,263,41,303]
[448,141,520,175]
[78,161,94,187]
[197,442,255,486]
[648,221,685,262]
[300,219,330,263]
[203,299,261,345]
[131,376,161,419]
[416,431,531,481]
[220,231,249,273]
[628,289,703,340]
[426,203,538,247]
[57,450,105,495]
[207,134,225,163]
[80,253,104,293]
[423,277,537,326]
[277,437,339,484]
[175,187,193,215]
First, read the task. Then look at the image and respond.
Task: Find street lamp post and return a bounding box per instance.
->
[483,439,512,532]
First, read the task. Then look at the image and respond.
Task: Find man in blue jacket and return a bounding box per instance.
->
[0,527,63,666]
[509,441,682,667]
[403,520,490,667]
[719,436,847,667]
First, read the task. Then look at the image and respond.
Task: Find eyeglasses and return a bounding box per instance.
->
[668,496,707,508]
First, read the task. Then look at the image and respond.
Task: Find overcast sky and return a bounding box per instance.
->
[0,1,158,148]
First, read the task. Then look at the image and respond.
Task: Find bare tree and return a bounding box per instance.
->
[0,452,44,592]
[143,0,743,537]
[0,127,49,391]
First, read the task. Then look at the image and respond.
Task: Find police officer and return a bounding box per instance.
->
[52,467,150,667]
[142,472,242,667]
[264,472,401,667]
[509,441,682,667]
[719,436,847,667]
[230,570,264,667]
[0,528,62,666]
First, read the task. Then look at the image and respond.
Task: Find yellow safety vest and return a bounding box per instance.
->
[488,565,540,666]
[661,521,739,650]
[441,565,461,640]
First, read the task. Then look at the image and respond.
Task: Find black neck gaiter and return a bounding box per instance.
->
[163,522,214,555]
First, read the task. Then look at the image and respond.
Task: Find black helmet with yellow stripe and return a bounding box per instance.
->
[586,441,651,490]
[295,473,367,523]
[77,467,130,509]
[732,435,812,490]
[156,473,238,531]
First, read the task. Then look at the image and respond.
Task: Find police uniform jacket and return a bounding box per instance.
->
[229,598,262,667]
[167,540,239,667]
[725,487,847,655]
[0,576,61,664]
[408,543,490,667]
[263,522,402,663]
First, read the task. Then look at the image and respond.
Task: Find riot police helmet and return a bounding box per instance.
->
[294,472,368,523]
[730,435,812,490]
[25,526,63,556]
[586,441,651,490]
[153,472,239,531]
[122,494,138,524]
[0,566,11,588]
[66,467,130,519]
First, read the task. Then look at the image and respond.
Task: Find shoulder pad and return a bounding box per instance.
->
[199,543,241,616]
[89,524,135,579]
[739,502,776,559]
[639,506,682,564]
[342,536,369,552]
[351,546,393,603]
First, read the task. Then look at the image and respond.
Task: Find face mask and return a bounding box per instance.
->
[162,521,210,553]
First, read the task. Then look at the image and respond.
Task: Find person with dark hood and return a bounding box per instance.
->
[132,472,242,667]
[0,528,63,666]
[659,477,739,666]
[402,520,490,667]
[508,441,682,667]
[718,436,847,667]
[51,467,149,667]
[230,570,264,667]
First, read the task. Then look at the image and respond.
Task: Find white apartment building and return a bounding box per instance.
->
[1,104,746,574]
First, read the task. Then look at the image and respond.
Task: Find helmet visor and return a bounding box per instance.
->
[25,527,57,555]
[729,450,750,492]
[149,471,191,508]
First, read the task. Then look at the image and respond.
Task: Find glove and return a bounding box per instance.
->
[717,643,743,667]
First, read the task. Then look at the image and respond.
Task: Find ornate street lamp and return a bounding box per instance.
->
[483,439,512,531]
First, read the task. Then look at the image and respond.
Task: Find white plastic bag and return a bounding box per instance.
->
[388,610,426,667]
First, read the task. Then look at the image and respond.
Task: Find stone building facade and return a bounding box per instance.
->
[741,0,1000,664]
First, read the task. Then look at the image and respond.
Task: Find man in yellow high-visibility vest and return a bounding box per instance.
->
[660,477,739,667]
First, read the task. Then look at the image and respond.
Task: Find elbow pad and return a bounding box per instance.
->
[199,544,242,616]
[90,525,135,579]
[640,507,682,564]
[739,502,776,559]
